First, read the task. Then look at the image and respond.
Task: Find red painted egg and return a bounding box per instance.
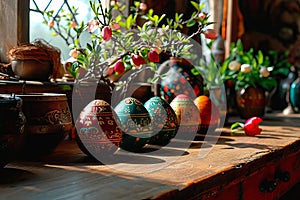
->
[75,100,123,159]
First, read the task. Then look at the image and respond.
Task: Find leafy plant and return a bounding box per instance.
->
[41,0,217,83]
[220,39,278,91]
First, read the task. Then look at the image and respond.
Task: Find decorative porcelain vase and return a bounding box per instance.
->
[156,57,205,103]
[236,86,266,119]
[0,94,26,167]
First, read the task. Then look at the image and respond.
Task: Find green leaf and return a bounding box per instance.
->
[190,1,200,11]
[257,50,264,65]
[231,122,244,130]
[186,19,196,27]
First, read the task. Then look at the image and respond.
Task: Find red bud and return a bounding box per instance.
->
[132,54,146,67]
[114,60,125,74]
[102,26,112,41]
[204,29,218,40]
[147,50,160,63]
[244,117,263,136]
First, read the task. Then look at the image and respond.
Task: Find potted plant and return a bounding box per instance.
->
[41,0,219,153]
[41,0,217,110]
[220,39,279,119]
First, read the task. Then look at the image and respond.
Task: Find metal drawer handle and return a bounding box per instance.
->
[259,171,290,193]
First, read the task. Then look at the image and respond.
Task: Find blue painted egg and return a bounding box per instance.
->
[170,94,200,134]
[115,97,152,152]
[144,96,179,146]
[75,100,123,159]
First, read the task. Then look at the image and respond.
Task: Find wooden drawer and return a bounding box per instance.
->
[211,149,300,200]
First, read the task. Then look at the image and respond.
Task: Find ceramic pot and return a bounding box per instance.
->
[236,86,266,119]
[110,67,156,106]
[11,59,53,81]
[290,76,300,113]
[0,94,26,167]
[16,93,72,159]
[270,70,297,111]
[72,80,112,122]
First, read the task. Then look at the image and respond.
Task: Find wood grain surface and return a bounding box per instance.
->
[0,113,300,200]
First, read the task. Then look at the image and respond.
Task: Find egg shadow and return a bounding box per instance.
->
[0,167,35,184]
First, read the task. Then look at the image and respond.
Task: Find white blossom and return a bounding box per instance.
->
[228,61,241,71]
[259,66,270,77]
[241,64,251,73]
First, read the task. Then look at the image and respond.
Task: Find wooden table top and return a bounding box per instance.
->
[1,113,300,200]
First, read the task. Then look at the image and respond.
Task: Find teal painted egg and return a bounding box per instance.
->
[144,96,179,146]
[115,97,152,152]
[170,94,200,134]
[75,100,123,159]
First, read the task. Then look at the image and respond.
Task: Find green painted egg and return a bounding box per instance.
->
[115,97,152,152]
[144,96,179,146]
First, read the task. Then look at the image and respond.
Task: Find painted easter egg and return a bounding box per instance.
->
[144,96,179,146]
[170,94,200,134]
[115,97,152,152]
[194,95,220,134]
[75,100,123,159]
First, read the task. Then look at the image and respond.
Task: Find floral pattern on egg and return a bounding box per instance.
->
[75,100,123,158]
[144,96,179,146]
[115,97,152,152]
[170,94,200,134]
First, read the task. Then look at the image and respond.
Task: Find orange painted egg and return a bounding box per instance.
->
[194,95,220,134]
[115,97,152,152]
[144,96,179,146]
[75,100,123,159]
[170,94,200,134]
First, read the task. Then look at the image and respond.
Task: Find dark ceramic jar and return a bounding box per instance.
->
[236,86,266,119]
[290,73,300,113]
[0,94,26,167]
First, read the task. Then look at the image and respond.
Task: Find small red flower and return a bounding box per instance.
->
[204,29,218,40]
[71,21,77,28]
[148,50,160,63]
[131,54,146,67]
[102,26,112,41]
[111,23,121,30]
[114,60,125,75]
[244,117,263,136]
[48,19,55,28]
[198,12,206,19]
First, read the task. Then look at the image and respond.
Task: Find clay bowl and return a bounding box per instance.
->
[11,59,53,81]
[16,93,73,159]
[0,94,26,167]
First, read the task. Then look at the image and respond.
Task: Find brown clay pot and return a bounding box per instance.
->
[236,86,266,119]
[72,81,112,121]
[16,93,72,159]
